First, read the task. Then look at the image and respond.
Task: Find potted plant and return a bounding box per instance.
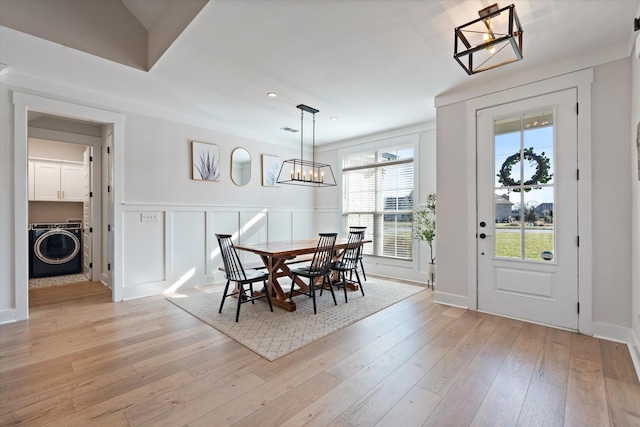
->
[414,192,436,284]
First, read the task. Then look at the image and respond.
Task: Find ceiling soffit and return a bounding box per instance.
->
[0,0,208,71]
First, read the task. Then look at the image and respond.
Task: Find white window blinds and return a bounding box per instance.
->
[343,145,414,260]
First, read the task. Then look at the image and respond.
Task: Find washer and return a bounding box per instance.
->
[29,223,82,278]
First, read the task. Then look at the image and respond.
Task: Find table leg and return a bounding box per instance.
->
[262,255,298,312]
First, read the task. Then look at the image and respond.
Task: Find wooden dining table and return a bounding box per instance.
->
[235,238,370,312]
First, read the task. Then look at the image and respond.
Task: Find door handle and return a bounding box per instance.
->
[479,233,492,239]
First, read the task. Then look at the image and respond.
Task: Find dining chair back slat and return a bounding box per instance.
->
[215,234,273,322]
[288,233,338,314]
[309,233,338,275]
[349,226,368,281]
[339,230,364,270]
[217,234,247,282]
[329,230,365,302]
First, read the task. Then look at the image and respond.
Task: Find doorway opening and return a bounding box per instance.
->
[26,112,105,292]
[13,92,123,321]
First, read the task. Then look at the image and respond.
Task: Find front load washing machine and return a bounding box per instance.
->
[29,223,82,278]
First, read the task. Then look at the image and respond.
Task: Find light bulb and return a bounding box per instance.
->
[483,33,496,54]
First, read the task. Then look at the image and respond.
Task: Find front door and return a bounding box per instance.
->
[477,89,579,330]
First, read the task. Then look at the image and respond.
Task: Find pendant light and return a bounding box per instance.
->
[454,3,523,75]
[276,104,336,187]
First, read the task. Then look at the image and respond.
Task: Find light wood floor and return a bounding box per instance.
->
[1,280,639,426]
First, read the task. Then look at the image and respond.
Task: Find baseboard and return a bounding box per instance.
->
[629,328,640,381]
[0,309,16,324]
[592,321,631,343]
[433,291,469,309]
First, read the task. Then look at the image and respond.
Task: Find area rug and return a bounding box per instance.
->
[166,278,426,361]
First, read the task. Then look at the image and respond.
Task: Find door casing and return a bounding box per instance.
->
[476,89,578,330]
[13,92,124,321]
[464,69,594,334]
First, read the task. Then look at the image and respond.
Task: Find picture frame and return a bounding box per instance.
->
[262,154,281,187]
[192,141,220,181]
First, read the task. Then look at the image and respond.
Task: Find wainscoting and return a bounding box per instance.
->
[121,205,318,300]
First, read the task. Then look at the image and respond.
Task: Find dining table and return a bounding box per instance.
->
[235,237,370,312]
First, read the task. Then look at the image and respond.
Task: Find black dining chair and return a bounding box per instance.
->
[288,233,338,314]
[216,234,273,322]
[349,226,367,281]
[329,229,365,303]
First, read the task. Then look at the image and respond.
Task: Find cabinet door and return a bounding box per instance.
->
[34,162,61,201]
[61,165,84,201]
[28,161,35,201]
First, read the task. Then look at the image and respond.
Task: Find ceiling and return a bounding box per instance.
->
[1,0,639,147]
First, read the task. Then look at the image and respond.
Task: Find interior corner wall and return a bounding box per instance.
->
[630,31,640,369]
[434,101,470,306]
[435,59,634,334]
[590,58,632,330]
[0,84,14,323]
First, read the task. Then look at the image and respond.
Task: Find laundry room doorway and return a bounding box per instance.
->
[13,92,124,321]
[26,113,104,291]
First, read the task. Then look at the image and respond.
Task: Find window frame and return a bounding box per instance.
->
[341,142,417,262]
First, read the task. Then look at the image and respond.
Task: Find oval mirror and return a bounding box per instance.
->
[231,148,251,186]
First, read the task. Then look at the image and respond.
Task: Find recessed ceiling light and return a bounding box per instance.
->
[267,92,277,97]
[330,117,338,121]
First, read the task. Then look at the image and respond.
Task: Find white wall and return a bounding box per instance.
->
[435,58,634,337]
[591,58,632,328]
[0,84,13,323]
[435,101,469,301]
[630,30,640,373]
[116,112,317,299]
[28,138,85,161]
[0,79,318,319]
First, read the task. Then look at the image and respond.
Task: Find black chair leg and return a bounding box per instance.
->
[310,279,317,314]
[325,274,337,305]
[235,284,243,322]
[354,268,364,296]
[359,259,367,281]
[250,283,255,304]
[341,271,348,303]
[219,280,231,313]
[289,275,298,299]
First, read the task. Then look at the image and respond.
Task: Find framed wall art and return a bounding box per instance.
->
[192,141,220,181]
[262,154,281,187]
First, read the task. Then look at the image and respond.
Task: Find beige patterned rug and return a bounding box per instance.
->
[166,278,426,361]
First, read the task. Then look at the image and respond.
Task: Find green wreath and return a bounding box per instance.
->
[497,147,552,192]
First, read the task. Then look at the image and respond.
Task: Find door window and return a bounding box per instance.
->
[493,110,555,262]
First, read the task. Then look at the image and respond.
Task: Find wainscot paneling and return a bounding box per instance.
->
[170,211,207,291]
[122,211,165,288]
[269,211,293,242]
[293,211,314,240]
[120,205,315,300]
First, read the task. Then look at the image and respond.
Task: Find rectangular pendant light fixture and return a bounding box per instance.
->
[276,104,336,187]
[454,3,523,75]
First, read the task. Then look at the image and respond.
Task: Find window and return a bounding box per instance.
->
[342,145,414,260]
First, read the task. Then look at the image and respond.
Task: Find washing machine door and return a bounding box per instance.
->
[34,230,80,264]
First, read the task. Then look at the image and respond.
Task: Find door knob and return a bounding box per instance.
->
[479,233,491,239]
